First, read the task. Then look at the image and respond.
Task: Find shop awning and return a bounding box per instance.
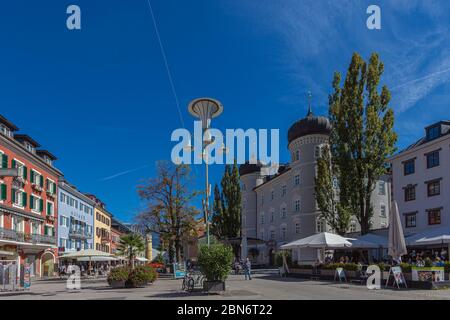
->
[59,249,114,259]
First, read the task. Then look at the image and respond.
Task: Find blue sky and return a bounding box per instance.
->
[1,1,449,222]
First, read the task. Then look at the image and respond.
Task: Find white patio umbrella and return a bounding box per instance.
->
[404,226,450,246]
[388,201,407,262]
[280,232,353,249]
[77,256,119,262]
[59,249,114,259]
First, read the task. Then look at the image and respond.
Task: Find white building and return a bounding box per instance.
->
[240,107,391,265]
[389,120,450,235]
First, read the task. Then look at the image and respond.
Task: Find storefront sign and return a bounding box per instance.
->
[173,262,186,279]
[334,268,346,282]
[412,267,445,282]
[385,266,407,288]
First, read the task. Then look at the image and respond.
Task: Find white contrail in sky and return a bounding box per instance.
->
[391,66,450,91]
[99,165,151,181]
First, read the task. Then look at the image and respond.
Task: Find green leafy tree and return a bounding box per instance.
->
[137,161,200,263]
[327,52,397,234]
[315,145,351,235]
[117,233,145,269]
[210,160,241,258]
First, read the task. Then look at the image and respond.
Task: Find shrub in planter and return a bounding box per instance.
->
[198,244,233,292]
[399,263,412,273]
[444,261,450,274]
[126,265,157,287]
[107,266,130,288]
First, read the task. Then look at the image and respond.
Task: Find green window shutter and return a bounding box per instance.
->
[53,182,56,194]
[44,225,48,235]
[45,179,49,190]
[11,159,16,168]
[39,199,44,212]
[22,192,27,207]
[1,184,6,200]
[23,166,28,180]
[47,203,51,215]
[1,154,8,168]
[30,170,34,183]
[30,195,34,209]
[11,189,15,203]
[39,175,44,187]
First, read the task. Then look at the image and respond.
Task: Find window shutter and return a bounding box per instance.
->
[30,195,34,209]
[53,182,56,194]
[39,175,44,187]
[22,192,27,207]
[1,154,8,168]
[30,170,35,183]
[11,189,15,203]
[11,159,16,168]
[39,199,44,212]
[1,184,6,200]
[23,166,28,180]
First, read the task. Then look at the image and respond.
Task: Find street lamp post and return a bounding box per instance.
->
[188,97,223,247]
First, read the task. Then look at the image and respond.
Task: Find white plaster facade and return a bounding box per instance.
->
[389,121,450,236]
[240,110,391,265]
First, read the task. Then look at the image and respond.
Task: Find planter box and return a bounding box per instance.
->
[109,280,126,288]
[290,268,312,275]
[203,280,225,293]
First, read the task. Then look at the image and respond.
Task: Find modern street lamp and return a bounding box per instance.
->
[188,97,223,247]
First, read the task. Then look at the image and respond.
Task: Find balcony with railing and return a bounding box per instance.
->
[0,227,56,246]
[101,234,111,243]
[69,228,91,239]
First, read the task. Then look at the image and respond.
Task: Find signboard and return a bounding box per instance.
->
[385,266,407,288]
[412,267,445,282]
[173,262,186,279]
[334,267,346,282]
[23,264,31,289]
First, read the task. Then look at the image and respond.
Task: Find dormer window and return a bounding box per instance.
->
[24,142,35,153]
[44,156,52,166]
[426,125,440,141]
[0,124,11,138]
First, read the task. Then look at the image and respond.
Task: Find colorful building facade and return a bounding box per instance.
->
[0,115,61,277]
[58,179,95,254]
[86,194,112,253]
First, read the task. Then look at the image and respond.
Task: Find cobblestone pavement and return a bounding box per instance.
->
[2,274,450,300]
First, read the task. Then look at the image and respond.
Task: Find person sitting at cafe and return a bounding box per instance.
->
[433,257,444,267]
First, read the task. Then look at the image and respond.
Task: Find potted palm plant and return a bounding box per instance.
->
[198,243,233,293]
[116,233,145,269]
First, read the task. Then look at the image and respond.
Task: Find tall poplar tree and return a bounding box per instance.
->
[315,145,351,235]
[210,160,242,257]
[322,52,397,235]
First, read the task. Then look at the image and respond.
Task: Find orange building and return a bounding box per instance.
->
[0,115,61,277]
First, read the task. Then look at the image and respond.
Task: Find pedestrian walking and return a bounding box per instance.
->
[243,257,252,280]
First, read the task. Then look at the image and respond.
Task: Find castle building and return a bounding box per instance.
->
[240,107,391,265]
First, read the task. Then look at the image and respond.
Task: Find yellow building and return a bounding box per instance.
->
[85,194,112,253]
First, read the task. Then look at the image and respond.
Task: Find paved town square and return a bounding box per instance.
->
[2,273,450,300]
